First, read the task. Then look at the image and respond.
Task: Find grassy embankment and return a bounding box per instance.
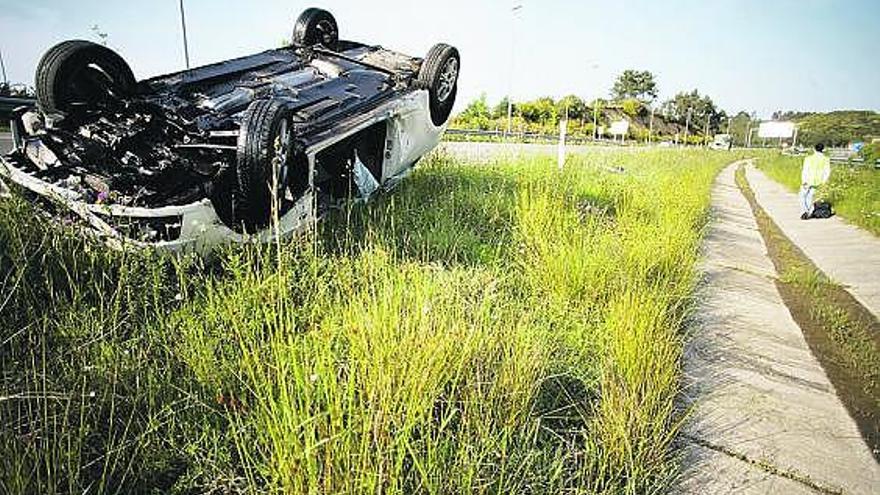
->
[756,154,880,235]
[736,165,880,457]
[1,149,739,493]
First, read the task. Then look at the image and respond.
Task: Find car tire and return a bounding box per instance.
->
[418,43,460,126]
[292,8,339,49]
[234,99,297,233]
[35,40,136,116]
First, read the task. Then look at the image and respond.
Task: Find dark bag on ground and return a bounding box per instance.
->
[811,201,834,219]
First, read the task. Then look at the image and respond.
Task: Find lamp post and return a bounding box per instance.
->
[505,3,523,136]
[0,48,8,86]
[703,114,710,148]
[179,0,191,69]
[683,108,692,147]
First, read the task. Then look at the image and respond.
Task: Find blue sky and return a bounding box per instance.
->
[0,0,877,117]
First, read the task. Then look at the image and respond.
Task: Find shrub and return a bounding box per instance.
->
[621,98,643,118]
[860,142,880,164]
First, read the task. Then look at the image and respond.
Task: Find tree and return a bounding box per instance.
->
[518,97,558,127]
[453,94,493,129]
[660,89,722,132]
[611,70,658,103]
[556,95,587,120]
[492,96,513,120]
[724,111,759,146]
[460,93,491,120]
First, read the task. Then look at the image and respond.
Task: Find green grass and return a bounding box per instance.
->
[756,154,880,235]
[1,149,742,493]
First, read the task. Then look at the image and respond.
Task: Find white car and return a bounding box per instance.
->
[0,8,460,251]
[709,133,732,150]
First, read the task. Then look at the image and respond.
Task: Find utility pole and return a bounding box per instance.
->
[506,3,523,135]
[684,108,692,147]
[179,0,191,69]
[703,114,710,147]
[0,48,8,86]
[745,120,752,148]
[647,106,655,145]
[592,99,600,140]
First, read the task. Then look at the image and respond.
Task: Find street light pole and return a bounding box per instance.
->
[0,48,8,86]
[506,3,523,136]
[684,108,692,147]
[703,114,710,147]
[745,120,751,148]
[179,0,191,69]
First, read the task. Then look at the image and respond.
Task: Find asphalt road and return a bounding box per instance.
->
[0,133,646,162]
[0,133,11,154]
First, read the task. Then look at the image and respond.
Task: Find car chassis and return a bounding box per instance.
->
[0,8,460,252]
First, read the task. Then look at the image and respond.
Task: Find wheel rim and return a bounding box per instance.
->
[315,20,337,46]
[271,117,292,203]
[436,57,458,103]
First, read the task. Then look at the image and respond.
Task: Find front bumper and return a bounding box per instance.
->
[0,152,315,252]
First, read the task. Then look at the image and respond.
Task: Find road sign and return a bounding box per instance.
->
[609,120,629,136]
[758,121,795,139]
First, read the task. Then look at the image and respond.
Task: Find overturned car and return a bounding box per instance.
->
[0,8,460,250]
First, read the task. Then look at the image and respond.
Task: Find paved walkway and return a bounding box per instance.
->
[678,163,880,494]
[746,166,880,318]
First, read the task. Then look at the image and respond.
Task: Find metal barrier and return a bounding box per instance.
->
[444,128,624,146]
[0,96,36,123]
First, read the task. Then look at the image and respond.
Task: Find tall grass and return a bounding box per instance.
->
[756,154,880,235]
[1,149,737,493]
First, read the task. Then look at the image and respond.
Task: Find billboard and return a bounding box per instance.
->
[758,121,795,139]
[609,120,630,136]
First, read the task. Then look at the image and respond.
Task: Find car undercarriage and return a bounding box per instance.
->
[0,8,459,249]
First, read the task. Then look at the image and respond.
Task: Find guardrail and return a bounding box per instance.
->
[1,96,36,125]
[444,128,629,146]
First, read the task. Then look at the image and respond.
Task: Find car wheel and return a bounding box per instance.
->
[35,40,136,117]
[292,8,339,49]
[418,44,460,126]
[234,99,297,233]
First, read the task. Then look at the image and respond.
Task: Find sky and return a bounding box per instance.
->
[0,0,878,118]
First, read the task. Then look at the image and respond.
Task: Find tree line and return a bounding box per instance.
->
[452,70,880,147]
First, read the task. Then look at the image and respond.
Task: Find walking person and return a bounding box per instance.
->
[799,143,831,219]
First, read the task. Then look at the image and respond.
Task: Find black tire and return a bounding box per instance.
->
[292,8,339,49]
[418,44,460,126]
[35,40,136,116]
[234,99,297,233]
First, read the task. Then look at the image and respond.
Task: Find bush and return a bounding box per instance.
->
[860,142,880,164]
[621,98,643,118]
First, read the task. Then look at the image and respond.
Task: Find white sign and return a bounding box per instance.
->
[609,120,630,136]
[758,121,795,139]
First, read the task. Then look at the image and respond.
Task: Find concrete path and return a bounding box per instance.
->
[678,163,880,494]
[746,165,880,319]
